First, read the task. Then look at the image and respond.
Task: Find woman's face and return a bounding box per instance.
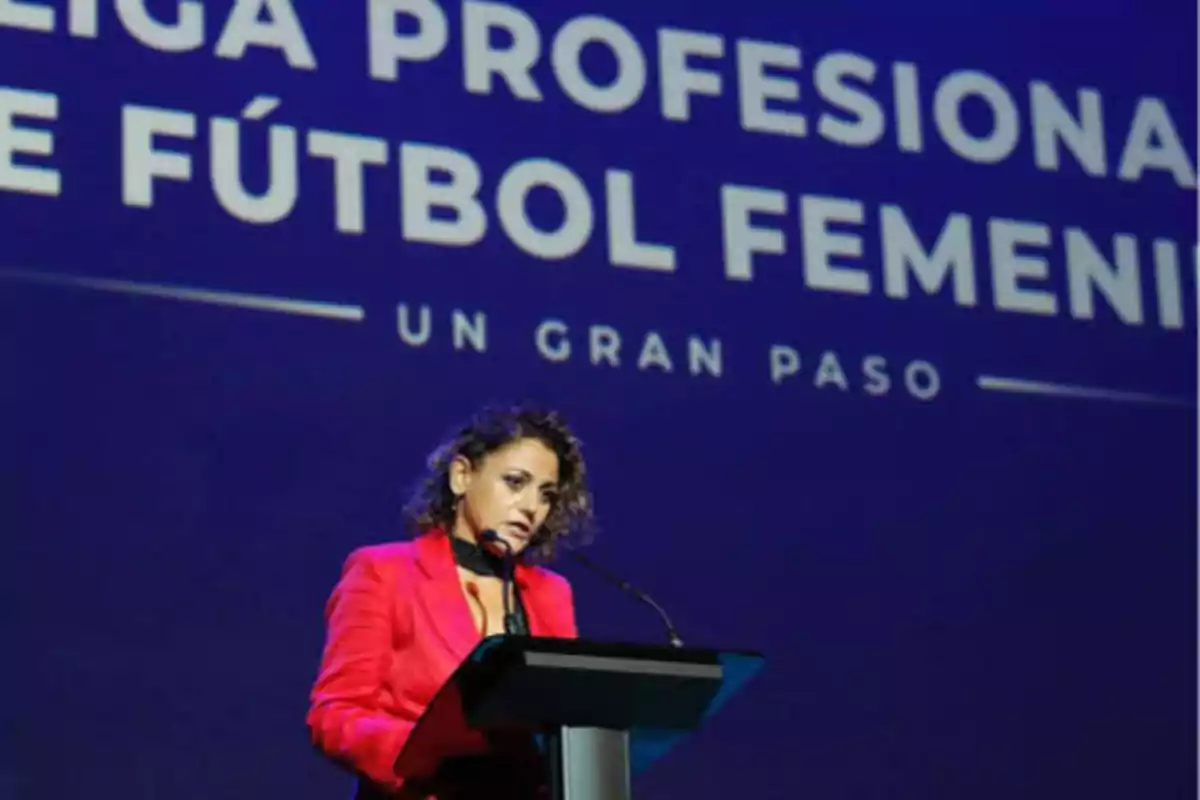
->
[450,437,561,556]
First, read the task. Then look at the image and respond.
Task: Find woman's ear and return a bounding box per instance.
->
[448,454,473,497]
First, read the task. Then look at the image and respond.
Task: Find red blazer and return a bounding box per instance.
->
[306,528,578,793]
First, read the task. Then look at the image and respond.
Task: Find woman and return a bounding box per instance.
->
[306,405,594,798]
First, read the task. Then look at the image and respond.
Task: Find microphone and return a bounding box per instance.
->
[563,543,684,648]
[479,529,520,635]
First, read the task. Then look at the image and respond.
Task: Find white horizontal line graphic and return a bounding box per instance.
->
[0,268,365,322]
[976,375,1192,407]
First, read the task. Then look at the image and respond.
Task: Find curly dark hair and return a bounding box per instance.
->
[402,404,595,561]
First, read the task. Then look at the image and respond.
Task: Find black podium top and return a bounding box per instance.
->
[396,636,764,778]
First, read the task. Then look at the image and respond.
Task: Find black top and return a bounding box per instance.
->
[449,535,529,636]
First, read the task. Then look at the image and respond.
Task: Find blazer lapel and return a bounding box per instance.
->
[413,529,482,662]
[516,566,555,637]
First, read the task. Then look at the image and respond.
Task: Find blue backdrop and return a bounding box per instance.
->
[3,0,1196,797]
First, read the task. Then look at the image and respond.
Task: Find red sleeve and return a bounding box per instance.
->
[306,547,414,790]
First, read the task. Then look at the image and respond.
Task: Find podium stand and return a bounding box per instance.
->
[396,636,764,800]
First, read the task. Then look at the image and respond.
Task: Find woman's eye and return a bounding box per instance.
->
[504,475,525,489]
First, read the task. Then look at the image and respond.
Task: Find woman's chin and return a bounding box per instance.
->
[499,533,530,555]
[481,528,529,556]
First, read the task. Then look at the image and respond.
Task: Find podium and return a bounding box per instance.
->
[395,636,764,800]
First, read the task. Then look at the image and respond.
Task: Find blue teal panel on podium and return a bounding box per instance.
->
[630,651,766,774]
